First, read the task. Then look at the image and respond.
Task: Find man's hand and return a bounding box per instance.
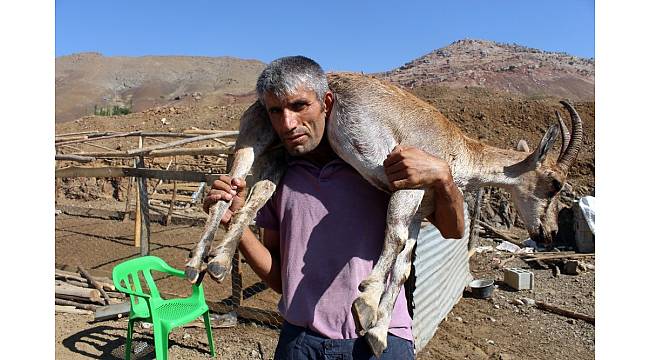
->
[203,175,247,225]
[384,145,465,238]
[383,145,454,191]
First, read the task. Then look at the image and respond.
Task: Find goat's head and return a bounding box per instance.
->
[506,101,583,245]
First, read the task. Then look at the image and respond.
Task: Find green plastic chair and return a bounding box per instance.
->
[112,256,215,360]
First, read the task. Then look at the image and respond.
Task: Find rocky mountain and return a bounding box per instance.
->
[376,39,594,101]
[55,53,266,122]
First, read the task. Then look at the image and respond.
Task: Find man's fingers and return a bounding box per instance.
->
[231,177,248,195]
[384,160,409,176]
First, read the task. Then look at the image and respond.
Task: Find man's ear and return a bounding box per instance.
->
[324,91,334,117]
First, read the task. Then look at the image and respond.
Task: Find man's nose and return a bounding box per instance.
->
[280,109,299,130]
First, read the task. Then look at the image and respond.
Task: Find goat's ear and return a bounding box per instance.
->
[524,124,559,166]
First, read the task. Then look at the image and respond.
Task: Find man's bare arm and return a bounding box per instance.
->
[238,227,283,293]
[384,145,465,238]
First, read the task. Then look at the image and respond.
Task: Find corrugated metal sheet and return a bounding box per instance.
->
[410,205,472,353]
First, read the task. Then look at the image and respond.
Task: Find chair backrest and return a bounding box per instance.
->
[112,256,172,311]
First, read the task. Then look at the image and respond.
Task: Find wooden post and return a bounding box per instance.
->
[133,140,142,247]
[137,154,150,256]
[164,157,177,226]
[468,187,484,251]
[123,174,133,222]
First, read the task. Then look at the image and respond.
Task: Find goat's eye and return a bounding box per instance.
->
[551,179,563,193]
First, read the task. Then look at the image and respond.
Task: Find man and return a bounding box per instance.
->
[204,56,465,359]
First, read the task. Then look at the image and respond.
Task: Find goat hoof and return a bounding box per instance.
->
[207,262,231,283]
[352,296,378,333]
[185,266,200,284]
[365,326,388,358]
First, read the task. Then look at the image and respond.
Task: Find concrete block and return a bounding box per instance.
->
[504,268,534,290]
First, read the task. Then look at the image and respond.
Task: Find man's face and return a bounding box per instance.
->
[263,87,328,156]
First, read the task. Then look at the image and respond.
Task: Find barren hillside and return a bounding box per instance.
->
[55,53,266,122]
[377,39,594,101]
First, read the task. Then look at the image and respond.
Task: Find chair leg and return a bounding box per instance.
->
[153,322,169,360]
[203,311,216,357]
[125,319,134,360]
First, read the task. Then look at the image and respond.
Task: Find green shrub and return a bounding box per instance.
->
[94,104,131,116]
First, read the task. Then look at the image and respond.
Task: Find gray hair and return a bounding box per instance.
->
[256,56,329,106]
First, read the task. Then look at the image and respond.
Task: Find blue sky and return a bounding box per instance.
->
[56,0,594,73]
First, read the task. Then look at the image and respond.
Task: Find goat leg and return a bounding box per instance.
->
[206,179,278,282]
[206,150,287,282]
[365,234,418,357]
[352,190,424,336]
[185,147,255,283]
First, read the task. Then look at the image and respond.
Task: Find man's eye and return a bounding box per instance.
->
[292,103,308,111]
[268,108,281,114]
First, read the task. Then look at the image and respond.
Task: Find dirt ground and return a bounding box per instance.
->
[55,214,594,359]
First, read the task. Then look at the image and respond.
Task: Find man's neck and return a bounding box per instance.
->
[300,133,338,167]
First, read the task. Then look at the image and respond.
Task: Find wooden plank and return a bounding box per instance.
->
[55,298,98,311]
[55,135,88,142]
[55,154,96,163]
[521,253,595,261]
[56,130,100,138]
[127,132,239,155]
[54,146,232,159]
[150,193,194,202]
[55,131,139,146]
[56,305,93,315]
[182,129,240,136]
[156,184,201,191]
[56,166,128,178]
[56,166,223,183]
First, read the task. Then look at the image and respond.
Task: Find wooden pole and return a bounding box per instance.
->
[56,146,232,159]
[137,140,151,256]
[55,298,98,311]
[535,301,595,324]
[134,156,142,248]
[55,285,102,303]
[123,175,133,222]
[55,154,96,162]
[127,131,239,155]
[164,164,177,226]
[78,265,111,306]
[55,305,93,315]
[468,187,484,251]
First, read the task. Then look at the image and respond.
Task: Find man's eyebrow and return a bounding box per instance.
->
[288,98,310,105]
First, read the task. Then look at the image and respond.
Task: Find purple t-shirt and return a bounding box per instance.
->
[255,157,413,341]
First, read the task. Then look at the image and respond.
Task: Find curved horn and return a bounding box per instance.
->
[556,100,583,174]
[555,110,570,156]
